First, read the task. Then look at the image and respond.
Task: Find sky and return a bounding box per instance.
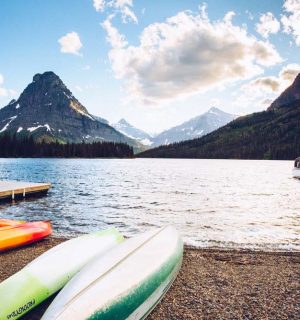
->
[0,0,300,133]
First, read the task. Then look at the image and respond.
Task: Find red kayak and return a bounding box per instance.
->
[0,220,52,252]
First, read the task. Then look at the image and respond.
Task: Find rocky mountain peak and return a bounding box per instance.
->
[0,71,143,152]
[33,71,61,83]
[24,71,67,97]
[207,107,223,115]
[208,106,220,112]
[15,71,93,119]
[118,118,130,126]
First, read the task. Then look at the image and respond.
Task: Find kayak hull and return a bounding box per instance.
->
[0,219,25,228]
[42,226,183,320]
[0,221,52,252]
[0,228,124,320]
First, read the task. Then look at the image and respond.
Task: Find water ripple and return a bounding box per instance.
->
[0,158,299,251]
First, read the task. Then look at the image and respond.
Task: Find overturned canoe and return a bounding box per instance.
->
[0,228,124,320]
[0,221,52,252]
[42,226,183,320]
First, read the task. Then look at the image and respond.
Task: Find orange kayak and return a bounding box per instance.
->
[0,219,25,228]
[0,221,52,252]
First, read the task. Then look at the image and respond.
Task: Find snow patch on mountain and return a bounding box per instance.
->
[0,116,17,133]
[112,119,153,145]
[27,124,52,132]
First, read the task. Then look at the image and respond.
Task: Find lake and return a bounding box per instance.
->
[0,158,299,251]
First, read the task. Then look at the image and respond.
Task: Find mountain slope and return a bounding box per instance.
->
[152,107,237,146]
[0,72,142,151]
[269,73,300,109]
[112,119,153,146]
[138,75,300,160]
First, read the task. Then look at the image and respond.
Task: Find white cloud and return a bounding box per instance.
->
[75,85,83,92]
[93,0,105,12]
[113,0,138,23]
[281,0,300,45]
[248,63,300,93]
[279,63,300,81]
[102,7,282,105]
[0,74,16,99]
[120,4,138,23]
[246,76,281,93]
[58,32,82,55]
[0,87,8,97]
[235,63,300,108]
[92,0,138,24]
[101,16,127,48]
[256,12,280,38]
[224,11,236,23]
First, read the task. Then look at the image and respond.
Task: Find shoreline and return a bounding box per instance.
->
[0,237,299,319]
[50,233,300,254]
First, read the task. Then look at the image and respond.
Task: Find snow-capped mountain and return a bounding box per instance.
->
[152,107,237,146]
[112,118,153,146]
[0,71,142,151]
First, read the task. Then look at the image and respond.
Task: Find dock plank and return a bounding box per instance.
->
[0,181,51,201]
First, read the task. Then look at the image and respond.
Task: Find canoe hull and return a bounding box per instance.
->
[42,226,183,320]
[0,228,123,320]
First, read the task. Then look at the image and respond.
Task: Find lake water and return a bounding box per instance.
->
[0,158,299,251]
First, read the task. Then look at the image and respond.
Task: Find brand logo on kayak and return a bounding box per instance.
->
[7,299,35,319]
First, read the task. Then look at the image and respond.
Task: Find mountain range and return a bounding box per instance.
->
[151,107,237,146]
[112,119,153,146]
[0,71,236,153]
[138,73,300,160]
[0,72,142,152]
[112,107,236,147]
[2,70,298,160]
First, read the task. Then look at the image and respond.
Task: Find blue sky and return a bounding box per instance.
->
[0,0,300,132]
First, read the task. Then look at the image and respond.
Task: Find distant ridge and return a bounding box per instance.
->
[112,118,153,146]
[151,107,237,146]
[112,107,237,148]
[137,74,300,160]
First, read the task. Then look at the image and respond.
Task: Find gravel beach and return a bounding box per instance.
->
[0,237,299,320]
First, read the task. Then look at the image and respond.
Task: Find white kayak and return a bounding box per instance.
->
[0,228,123,320]
[42,226,183,320]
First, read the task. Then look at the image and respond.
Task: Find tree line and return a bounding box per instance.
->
[0,134,134,158]
[138,102,300,160]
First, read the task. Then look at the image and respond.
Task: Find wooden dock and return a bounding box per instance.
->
[0,181,51,201]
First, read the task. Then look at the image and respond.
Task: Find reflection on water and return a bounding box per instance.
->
[0,158,299,251]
